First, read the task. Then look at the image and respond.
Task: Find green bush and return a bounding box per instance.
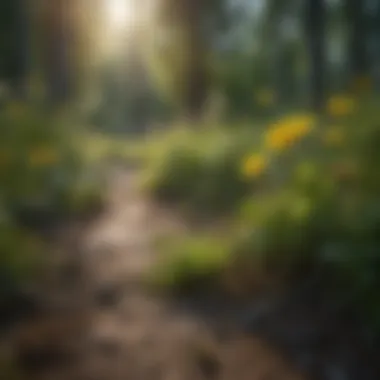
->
[63,173,105,219]
[151,234,231,293]
[0,101,105,228]
[151,99,380,332]
[148,144,204,203]
[0,102,105,323]
[232,112,380,290]
[189,141,252,216]
[145,128,258,217]
[0,216,46,301]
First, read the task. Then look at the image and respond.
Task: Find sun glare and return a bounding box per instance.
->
[100,0,149,56]
[106,0,134,31]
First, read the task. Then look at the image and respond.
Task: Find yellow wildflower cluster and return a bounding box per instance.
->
[327,95,355,117]
[28,146,59,167]
[265,114,315,151]
[242,154,267,178]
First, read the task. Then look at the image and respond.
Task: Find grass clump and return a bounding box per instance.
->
[151,234,231,294]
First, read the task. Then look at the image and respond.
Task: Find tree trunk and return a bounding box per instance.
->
[0,0,31,99]
[304,0,326,112]
[345,0,369,82]
[41,0,75,106]
[372,1,380,89]
[181,0,208,122]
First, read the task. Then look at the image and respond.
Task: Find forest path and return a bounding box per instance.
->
[8,168,304,380]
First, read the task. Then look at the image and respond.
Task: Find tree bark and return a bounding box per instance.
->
[180,0,208,122]
[345,0,369,80]
[372,1,380,89]
[184,0,207,120]
[0,0,31,98]
[40,0,75,105]
[304,0,326,112]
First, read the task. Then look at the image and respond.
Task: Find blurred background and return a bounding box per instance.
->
[1,0,380,379]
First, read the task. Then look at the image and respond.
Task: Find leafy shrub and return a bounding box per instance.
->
[148,144,204,203]
[0,216,46,302]
[63,172,105,220]
[145,128,258,217]
[0,101,105,325]
[152,98,380,332]
[0,101,105,229]
[151,234,231,293]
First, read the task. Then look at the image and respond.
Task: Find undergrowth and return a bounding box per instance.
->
[147,96,380,334]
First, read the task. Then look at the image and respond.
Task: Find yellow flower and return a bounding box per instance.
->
[265,114,315,151]
[265,127,292,151]
[286,114,315,136]
[323,127,344,146]
[242,154,267,178]
[327,95,355,117]
[255,89,276,107]
[28,146,59,167]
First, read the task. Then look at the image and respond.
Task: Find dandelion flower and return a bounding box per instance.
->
[265,127,293,151]
[265,114,315,151]
[285,114,315,137]
[242,154,267,178]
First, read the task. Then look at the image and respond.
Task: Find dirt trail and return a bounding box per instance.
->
[9,169,305,380]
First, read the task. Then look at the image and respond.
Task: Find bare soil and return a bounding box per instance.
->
[2,169,307,380]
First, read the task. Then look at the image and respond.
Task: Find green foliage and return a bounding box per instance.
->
[64,174,105,219]
[0,101,105,311]
[190,141,252,215]
[216,57,255,116]
[150,144,205,203]
[231,104,380,294]
[150,99,380,332]
[151,234,231,293]
[0,217,46,301]
[0,101,104,227]
[144,128,257,217]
